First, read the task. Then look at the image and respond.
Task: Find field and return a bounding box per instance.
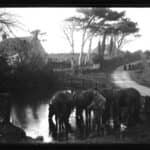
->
[129,62,150,88]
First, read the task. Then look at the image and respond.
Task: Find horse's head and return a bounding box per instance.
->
[88,90,106,111]
[143,95,150,112]
[71,89,80,104]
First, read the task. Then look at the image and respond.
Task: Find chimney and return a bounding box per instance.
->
[31,30,40,40]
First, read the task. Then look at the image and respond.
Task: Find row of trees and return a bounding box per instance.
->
[63,8,140,70]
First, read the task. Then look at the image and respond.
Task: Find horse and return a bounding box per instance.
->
[73,89,106,135]
[112,88,142,128]
[144,95,150,116]
[48,90,74,139]
[100,88,116,128]
[100,88,142,131]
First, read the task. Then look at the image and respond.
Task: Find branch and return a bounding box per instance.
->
[63,28,72,47]
[117,33,127,49]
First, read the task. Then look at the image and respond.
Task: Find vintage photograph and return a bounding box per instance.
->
[0,7,149,144]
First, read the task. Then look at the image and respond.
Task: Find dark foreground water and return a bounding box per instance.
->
[9,88,139,144]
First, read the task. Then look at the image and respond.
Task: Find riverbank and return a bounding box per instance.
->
[0,122,44,144]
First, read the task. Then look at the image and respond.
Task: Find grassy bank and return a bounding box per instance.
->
[129,69,150,88]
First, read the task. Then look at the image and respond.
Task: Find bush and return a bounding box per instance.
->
[91,53,100,64]
[8,62,59,92]
[91,51,141,72]
[0,55,60,94]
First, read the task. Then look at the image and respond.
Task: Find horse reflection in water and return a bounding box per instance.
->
[10,94,53,142]
[48,89,106,140]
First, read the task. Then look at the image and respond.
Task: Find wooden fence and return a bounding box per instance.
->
[57,73,111,91]
[49,61,71,69]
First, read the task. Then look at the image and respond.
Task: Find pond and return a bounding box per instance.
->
[8,89,130,143]
[9,90,54,142]
[9,90,86,143]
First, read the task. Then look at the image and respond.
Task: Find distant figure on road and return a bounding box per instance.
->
[128,64,132,70]
[123,64,127,71]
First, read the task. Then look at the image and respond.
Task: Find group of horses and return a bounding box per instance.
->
[48,87,148,140]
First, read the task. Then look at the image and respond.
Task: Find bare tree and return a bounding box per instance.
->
[65,8,96,66]
[63,22,75,55]
[0,11,23,38]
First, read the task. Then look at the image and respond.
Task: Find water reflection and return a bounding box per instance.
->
[10,90,54,142]
[10,90,90,143]
[9,90,114,143]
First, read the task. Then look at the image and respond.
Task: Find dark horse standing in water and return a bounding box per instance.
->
[101,88,142,129]
[100,88,116,127]
[73,89,106,135]
[114,88,142,127]
[100,87,143,137]
[48,90,74,139]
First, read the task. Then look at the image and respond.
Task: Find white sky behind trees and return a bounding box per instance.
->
[4,7,150,54]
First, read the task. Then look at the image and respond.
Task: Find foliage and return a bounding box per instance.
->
[102,51,141,72]
[0,54,60,94]
[91,53,100,64]
[66,8,139,69]
[0,55,12,92]
[0,11,22,37]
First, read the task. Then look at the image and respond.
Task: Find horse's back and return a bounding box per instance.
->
[74,89,94,108]
[117,88,141,107]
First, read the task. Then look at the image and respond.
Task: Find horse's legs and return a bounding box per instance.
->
[88,110,91,132]
[64,117,72,140]
[91,110,95,132]
[78,108,84,122]
[48,106,56,136]
[85,109,90,136]
[76,108,84,126]
[113,107,120,130]
[76,107,85,137]
[96,111,101,135]
[55,115,58,133]
[58,118,62,134]
[92,110,97,132]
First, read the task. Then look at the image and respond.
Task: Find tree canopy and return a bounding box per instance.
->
[64,7,140,69]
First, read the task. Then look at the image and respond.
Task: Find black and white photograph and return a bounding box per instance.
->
[0,7,150,144]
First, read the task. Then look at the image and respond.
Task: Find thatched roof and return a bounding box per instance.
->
[0,33,48,64]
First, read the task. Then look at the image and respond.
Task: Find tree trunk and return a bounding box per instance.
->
[78,29,86,66]
[87,37,93,64]
[109,35,113,56]
[78,48,83,66]
[99,33,106,70]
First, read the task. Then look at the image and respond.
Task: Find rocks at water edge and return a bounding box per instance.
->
[0,122,44,143]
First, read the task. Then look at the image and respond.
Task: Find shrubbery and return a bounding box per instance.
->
[0,55,60,93]
[91,51,141,72]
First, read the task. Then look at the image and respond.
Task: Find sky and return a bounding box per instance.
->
[3,7,150,54]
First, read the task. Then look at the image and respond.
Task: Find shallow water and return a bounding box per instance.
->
[10,96,90,143]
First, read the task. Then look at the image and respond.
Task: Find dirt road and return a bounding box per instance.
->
[111,66,150,96]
